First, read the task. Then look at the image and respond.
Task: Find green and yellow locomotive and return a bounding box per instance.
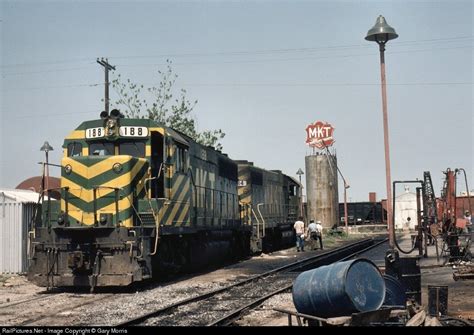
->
[28,110,249,288]
[28,110,300,289]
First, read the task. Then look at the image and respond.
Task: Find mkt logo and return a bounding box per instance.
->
[305,121,335,149]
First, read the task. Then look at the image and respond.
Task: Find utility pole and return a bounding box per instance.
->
[97,58,116,114]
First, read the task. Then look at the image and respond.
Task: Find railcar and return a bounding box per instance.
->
[28,110,250,289]
[237,161,301,253]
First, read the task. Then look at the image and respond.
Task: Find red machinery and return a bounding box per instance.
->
[437,168,472,262]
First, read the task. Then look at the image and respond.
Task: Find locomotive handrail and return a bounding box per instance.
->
[251,208,261,240]
[92,185,121,226]
[257,203,266,238]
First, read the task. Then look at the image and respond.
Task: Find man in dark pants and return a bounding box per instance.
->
[314,220,324,250]
[294,216,305,252]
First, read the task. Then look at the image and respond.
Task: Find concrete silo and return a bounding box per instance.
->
[305,153,339,230]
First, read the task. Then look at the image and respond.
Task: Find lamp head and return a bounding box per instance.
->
[40,141,54,153]
[365,15,398,44]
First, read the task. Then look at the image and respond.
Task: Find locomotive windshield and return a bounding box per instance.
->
[88,141,146,157]
[67,142,82,157]
[119,141,145,157]
[90,142,114,156]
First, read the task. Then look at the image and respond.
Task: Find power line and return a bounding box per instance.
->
[2,65,95,76]
[3,81,471,93]
[3,42,471,77]
[3,83,100,91]
[116,45,473,69]
[1,35,472,69]
[178,82,473,87]
[3,110,100,120]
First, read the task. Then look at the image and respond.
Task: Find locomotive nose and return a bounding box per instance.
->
[60,155,149,227]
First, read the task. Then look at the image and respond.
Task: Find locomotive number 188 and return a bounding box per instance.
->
[119,126,148,137]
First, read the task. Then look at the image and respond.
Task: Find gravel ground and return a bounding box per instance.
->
[0,234,377,326]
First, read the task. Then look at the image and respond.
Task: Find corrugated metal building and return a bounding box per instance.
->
[0,189,42,274]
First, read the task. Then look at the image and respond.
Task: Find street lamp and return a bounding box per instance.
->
[40,141,54,192]
[343,181,350,233]
[296,168,304,219]
[365,15,398,249]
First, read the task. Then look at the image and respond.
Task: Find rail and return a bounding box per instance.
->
[115,237,387,327]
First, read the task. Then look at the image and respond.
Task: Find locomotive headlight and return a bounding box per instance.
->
[106,119,116,129]
[106,119,117,136]
[99,214,108,225]
[113,162,123,173]
[64,164,72,175]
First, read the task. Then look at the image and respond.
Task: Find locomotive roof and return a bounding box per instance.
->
[65,117,189,145]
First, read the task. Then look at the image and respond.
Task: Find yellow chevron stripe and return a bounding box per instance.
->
[64,199,133,226]
[60,160,147,203]
[171,175,184,197]
[65,130,85,140]
[176,203,190,226]
[62,156,134,180]
[88,155,139,179]
[165,177,188,225]
[166,200,185,226]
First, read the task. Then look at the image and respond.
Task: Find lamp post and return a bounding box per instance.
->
[296,168,304,219]
[40,141,54,192]
[343,181,350,233]
[365,15,398,249]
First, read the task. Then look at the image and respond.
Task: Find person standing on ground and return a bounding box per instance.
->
[464,211,472,233]
[307,219,318,250]
[294,216,305,252]
[315,220,324,250]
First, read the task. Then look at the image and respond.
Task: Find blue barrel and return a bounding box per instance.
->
[383,274,406,307]
[292,259,386,317]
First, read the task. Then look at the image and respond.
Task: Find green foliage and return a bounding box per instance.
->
[111,60,225,150]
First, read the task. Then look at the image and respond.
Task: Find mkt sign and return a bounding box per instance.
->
[305,121,335,149]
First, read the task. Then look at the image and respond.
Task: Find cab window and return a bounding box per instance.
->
[67,142,83,157]
[90,142,114,156]
[175,146,188,173]
[119,141,145,157]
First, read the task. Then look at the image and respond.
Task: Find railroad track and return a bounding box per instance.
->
[0,291,116,326]
[116,237,388,327]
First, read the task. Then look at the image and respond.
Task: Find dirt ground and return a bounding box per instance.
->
[4,233,470,327]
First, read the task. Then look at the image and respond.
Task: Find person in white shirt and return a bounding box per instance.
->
[306,220,318,250]
[464,211,472,234]
[293,216,305,252]
[314,220,324,250]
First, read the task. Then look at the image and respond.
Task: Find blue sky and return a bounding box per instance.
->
[1,0,473,201]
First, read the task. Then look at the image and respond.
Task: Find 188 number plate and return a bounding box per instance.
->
[119,126,148,137]
[85,127,105,139]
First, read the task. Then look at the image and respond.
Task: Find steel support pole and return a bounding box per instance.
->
[379,43,394,249]
[344,184,348,233]
[45,151,49,191]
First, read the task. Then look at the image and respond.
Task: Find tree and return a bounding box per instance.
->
[111,60,225,150]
